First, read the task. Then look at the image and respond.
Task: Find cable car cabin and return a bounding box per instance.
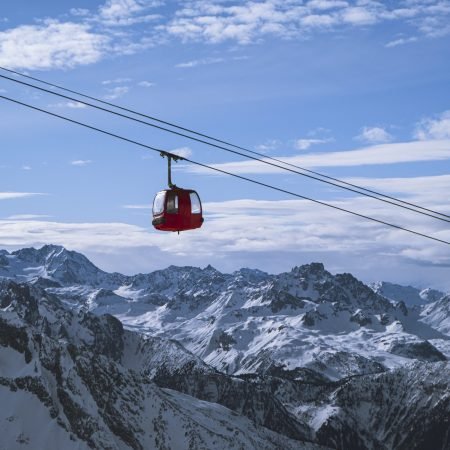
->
[152,188,204,232]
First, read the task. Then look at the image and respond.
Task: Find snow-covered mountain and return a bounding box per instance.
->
[0,279,322,450]
[1,246,449,380]
[370,281,445,307]
[1,245,450,449]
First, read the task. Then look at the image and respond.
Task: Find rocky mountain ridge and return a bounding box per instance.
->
[1,245,450,449]
[1,246,449,380]
[370,281,445,307]
[0,279,322,450]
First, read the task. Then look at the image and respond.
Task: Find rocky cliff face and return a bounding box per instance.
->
[1,245,449,450]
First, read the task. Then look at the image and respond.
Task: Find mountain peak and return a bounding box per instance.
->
[8,245,105,285]
[370,281,444,306]
[12,244,67,262]
[203,264,219,272]
[291,262,327,278]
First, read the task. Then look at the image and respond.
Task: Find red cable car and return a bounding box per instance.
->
[152,153,204,233]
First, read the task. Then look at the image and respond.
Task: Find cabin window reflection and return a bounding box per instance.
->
[166,192,179,214]
[190,192,201,214]
[153,192,166,215]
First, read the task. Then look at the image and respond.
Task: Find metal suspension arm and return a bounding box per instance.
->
[161,152,182,188]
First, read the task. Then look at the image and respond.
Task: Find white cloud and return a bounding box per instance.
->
[123,204,151,209]
[415,110,450,140]
[255,139,281,153]
[67,102,87,109]
[301,13,338,28]
[0,192,44,200]
[104,86,130,100]
[50,101,87,109]
[342,174,450,211]
[1,187,449,287]
[166,0,450,45]
[138,80,155,87]
[98,0,163,26]
[5,214,52,220]
[166,2,297,44]
[0,220,152,250]
[341,6,379,25]
[102,78,132,85]
[171,147,193,158]
[385,36,418,48]
[295,138,332,150]
[70,160,93,166]
[307,1,349,11]
[186,140,450,174]
[356,126,393,144]
[0,2,165,71]
[0,22,109,70]
[99,0,144,19]
[70,8,90,17]
[2,1,449,72]
[21,165,32,171]
[176,57,225,68]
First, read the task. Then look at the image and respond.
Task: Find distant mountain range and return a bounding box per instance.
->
[1,245,449,450]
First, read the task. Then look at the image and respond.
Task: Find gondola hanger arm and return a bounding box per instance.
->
[160,152,183,189]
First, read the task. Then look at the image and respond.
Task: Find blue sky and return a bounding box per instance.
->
[0,0,449,289]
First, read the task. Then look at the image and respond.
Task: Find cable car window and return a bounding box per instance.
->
[166,192,179,214]
[190,192,201,214]
[153,192,166,215]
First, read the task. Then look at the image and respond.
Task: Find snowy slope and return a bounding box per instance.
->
[2,245,450,449]
[370,281,445,307]
[1,246,448,381]
[0,280,322,450]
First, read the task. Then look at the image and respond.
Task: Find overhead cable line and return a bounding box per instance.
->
[1,71,449,225]
[0,93,448,246]
[1,67,449,223]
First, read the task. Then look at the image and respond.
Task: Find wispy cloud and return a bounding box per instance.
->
[98,0,163,26]
[342,174,450,206]
[1,186,449,287]
[123,204,151,210]
[307,1,349,11]
[186,139,450,174]
[356,126,393,144]
[170,147,193,158]
[385,36,418,48]
[70,8,90,17]
[102,77,132,85]
[138,80,155,87]
[0,192,44,200]
[103,86,129,100]
[70,160,93,166]
[295,138,333,150]
[50,101,87,109]
[5,214,52,220]
[255,139,281,153]
[176,57,225,68]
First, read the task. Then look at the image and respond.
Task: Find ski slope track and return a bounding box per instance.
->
[1,245,449,450]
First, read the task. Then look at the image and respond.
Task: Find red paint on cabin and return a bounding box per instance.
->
[152,188,203,232]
